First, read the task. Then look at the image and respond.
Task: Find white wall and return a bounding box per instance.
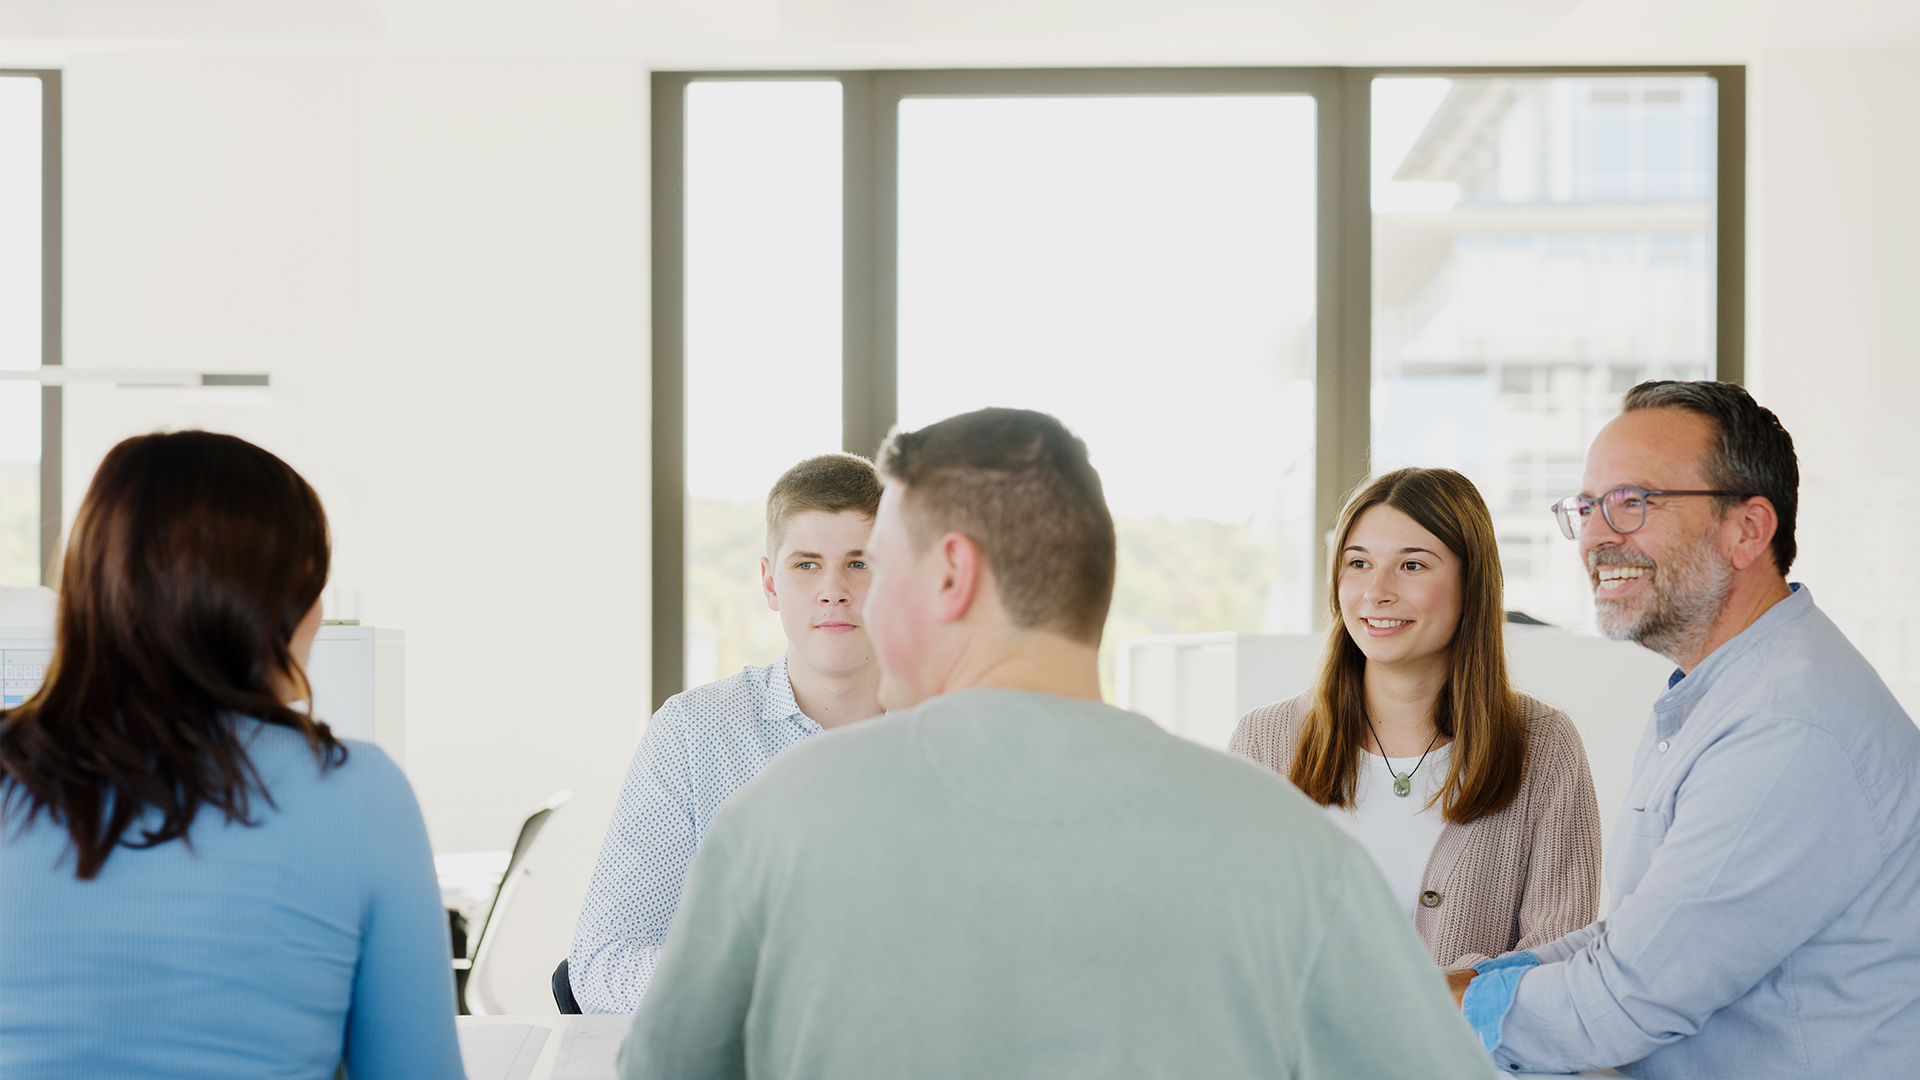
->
[1754,50,1920,717]
[2,0,1917,1017]
[60,55,649,1013]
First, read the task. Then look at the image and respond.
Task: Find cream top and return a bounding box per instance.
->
[1324,743,1452,919]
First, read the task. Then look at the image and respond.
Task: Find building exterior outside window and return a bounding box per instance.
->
[1372,76,1716,631]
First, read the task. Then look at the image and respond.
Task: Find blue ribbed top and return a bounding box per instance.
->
[0,721,464,1080]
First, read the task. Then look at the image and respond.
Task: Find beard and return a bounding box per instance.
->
[1590,526,1733,665]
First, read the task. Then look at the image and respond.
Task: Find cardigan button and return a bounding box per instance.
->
[1419,890,1441,908]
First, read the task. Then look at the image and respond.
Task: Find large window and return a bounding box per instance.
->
[0,71,57,589]
[1371,75,1724,630]
[895,95,1320,693]
[681,80,843,687]
[652,67,1743,709]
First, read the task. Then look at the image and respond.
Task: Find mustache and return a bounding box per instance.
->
[1588,547,1656,572]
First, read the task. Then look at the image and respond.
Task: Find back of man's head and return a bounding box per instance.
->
[1621,380,1799,574]
[765,453,883,556]
[876,408,1116,644]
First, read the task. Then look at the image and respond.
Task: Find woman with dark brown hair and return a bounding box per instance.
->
[1230,467,1602,969]
[0,432,463,1080]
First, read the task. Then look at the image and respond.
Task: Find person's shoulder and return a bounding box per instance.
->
[1510,692,1591,780]
[658,659,787,727]
[698,710,914,833]
[1230,689,1312,768]
[268,726,404,792]
[1727,595,1912,738]
[749,706,915,779]
[1240,690,1312,728]
[1513,692,1581,748]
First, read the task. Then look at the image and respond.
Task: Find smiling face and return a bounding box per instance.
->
[1579,408,1736,659]
[762,509,876,683]
[1337,504,1464,671]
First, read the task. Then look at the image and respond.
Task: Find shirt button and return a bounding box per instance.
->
[1420,890,1441,908]
[1657,740,1670,752]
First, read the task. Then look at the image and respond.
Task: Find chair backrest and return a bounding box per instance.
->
[552,958,582,1014]
[467,789,572,1015]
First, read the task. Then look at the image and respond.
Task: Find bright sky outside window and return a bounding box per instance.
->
[683,80,843,687]
[0,76,42,587]
[895,95,1319,691]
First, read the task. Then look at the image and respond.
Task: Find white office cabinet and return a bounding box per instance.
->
[0,627,54,712]
[1116,628,1676,856]
[1114,632,1321,751]
[0,623,406,769]
[306,625,407,767]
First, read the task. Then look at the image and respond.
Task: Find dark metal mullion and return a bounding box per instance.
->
[1712,67,1746,385]
[650,73,690,713]
[35,70,60,587]
[841,74,895,460]
[865,76,900,461]
[1316,69,1372,630]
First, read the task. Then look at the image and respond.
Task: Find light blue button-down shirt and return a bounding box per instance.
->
[1466,586,1920,1078]
[570,656,821,1014]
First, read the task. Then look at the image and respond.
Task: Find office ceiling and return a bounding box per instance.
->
[0,0,1915,62]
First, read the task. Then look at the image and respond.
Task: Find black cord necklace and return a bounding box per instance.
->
[1361,713,1443,798]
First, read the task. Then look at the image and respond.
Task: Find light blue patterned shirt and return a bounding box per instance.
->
[1464,586,1920,1078]
[570,656,821,1014]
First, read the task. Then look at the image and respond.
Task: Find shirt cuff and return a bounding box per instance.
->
[1461,962,1532,1053]
[1473,950,1541,975]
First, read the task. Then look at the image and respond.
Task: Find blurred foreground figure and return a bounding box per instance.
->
[0,431,462,1080]
[618,408,1490,1080]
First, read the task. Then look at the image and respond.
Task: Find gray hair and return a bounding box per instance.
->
[1621,380,1799,573]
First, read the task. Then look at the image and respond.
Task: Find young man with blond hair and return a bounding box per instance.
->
[617,408,1490,1079]
[568,453,884,1014]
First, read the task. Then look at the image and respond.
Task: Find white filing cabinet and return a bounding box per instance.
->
[1116,627,1677,856]
[0,627,54,712]
[0,622,406,769]
[305,624,407,767]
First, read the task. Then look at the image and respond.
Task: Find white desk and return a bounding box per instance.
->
[458,1015,630,1080]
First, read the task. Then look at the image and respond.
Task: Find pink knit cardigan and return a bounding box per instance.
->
[1228,691,1602,969]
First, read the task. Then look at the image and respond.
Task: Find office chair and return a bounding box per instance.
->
[552,958,582,1014]
[456,789,572,1015]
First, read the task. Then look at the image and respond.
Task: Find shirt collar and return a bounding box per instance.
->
[762,653,812,729]
[1658,582,1811,703]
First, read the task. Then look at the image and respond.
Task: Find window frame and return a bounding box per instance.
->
[0,68,61,587]
[649,65,1744,710]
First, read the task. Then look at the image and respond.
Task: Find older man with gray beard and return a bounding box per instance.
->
[1447,381,1920,1079]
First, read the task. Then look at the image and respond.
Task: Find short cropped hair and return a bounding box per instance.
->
[765,453,883,556]
[1622,380,1799,573]
[876,408,1116,644]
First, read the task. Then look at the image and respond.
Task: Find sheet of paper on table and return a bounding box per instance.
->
[553,1019,628,1080]
[458,1022,549,1080]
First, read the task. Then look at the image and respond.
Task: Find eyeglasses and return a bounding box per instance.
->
[1549,486,1741,540]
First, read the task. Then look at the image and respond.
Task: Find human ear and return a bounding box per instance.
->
[761,555,780,611]
[934,532,981,625]
[1725,497,1780,573]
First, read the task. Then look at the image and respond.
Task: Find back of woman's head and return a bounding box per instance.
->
[0,431,342,879]
[1293,467,1527,823]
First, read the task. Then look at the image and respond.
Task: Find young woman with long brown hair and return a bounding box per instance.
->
[1230,467,1601,968]
[0,432,463,1079]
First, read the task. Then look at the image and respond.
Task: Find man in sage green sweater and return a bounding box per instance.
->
[618,408,1492,1080]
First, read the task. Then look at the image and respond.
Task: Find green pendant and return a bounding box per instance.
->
[1393,773,1412,797]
